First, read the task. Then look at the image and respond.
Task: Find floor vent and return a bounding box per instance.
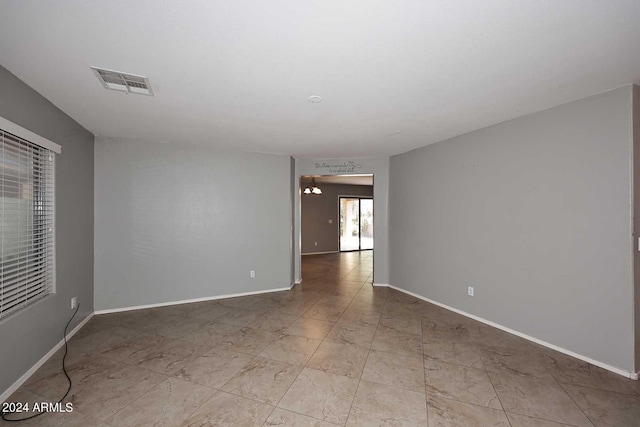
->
[91,67,154,96]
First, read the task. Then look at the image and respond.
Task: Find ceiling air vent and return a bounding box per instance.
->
[91,67,154,96]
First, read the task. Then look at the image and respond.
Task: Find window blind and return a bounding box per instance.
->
[1,127,56,319]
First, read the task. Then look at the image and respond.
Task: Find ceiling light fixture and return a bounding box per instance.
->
[303,177,322,195]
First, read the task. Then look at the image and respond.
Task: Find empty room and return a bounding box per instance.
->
[1,1,640,426]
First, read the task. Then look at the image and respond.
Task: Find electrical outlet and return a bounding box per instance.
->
[314,241,318,246]
[250,270,255,278]
[328,219,332,224]
[71,297,77,309]
[467,286,474,297]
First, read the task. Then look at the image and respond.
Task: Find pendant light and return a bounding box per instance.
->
[303,177,322,195]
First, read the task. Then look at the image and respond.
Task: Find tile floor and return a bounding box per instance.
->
[3,251,640,426]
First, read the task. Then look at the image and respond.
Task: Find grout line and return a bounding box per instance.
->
[553,378,596,427]
[345,278,389,426]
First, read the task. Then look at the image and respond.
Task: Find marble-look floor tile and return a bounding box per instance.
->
[347,299,385,313]
[346,380,428,427]
[278,368,359,426]
[315,295,353,309]
[186,302,236,322]
[264,408,339,427]
[0,389,108,427]
[70,363,166,421]
[302,304,346,322]
[179,391,274,427]
[421,316,476,343]
[218,296,275,311]
[131,337,212,375]
[378,315,423,336]
[148,316,210,339]
[362,349,425,392]
[248,312,300,333]
[216,308,270,326]
[174,347,254,388]
[481,345,549,377]
[324,322,376,348]
[222,357,302,405]
[488,370,593,427]
[506,412,581,427]
[563,384,640,427]
[67,326,143,357]
[306,341,369,378]
[423,340,484,369]
[258,334,322,366]
[371,328,423,358]
[337,308,381,327]
[0,407,109,427]
[24,356,120,401]
[179,321,242,344]
[427,396,510,427]
[284,318,335,340]
[217,327,280,355]
[106,377,215,427]
[99,333,165,363]
[383,301,425,317]
[424,359,501,409]
[538,349,639,396]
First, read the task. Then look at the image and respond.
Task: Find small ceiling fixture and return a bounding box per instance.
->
[91,67,154,96]
[303,177,322,195]
[307,95,322,103]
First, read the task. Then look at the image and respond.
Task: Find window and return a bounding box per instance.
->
[1,116,60,320]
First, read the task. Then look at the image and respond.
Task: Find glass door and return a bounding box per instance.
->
[339,197,374,251]
[360,198,374,250]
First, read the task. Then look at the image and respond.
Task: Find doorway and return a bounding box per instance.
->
[339,197,374,252]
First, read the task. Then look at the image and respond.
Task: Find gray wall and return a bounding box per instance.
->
[295,157,390,285]
[0,66,94,394]
[390,86,635,372]
[290,156,296,286]
[634,84,640,372]
[94,138,292,311]
[301,183,373,254]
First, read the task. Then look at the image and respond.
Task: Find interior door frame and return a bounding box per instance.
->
[338,195,374,252]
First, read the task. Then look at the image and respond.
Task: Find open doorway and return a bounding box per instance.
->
[300,174,373,256]
[339,197,374,251]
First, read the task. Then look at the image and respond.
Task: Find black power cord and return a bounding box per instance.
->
[2,303,80,422]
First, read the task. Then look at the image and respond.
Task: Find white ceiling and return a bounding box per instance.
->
[1,1,640,158]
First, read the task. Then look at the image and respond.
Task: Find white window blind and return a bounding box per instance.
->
[1,124,56,320]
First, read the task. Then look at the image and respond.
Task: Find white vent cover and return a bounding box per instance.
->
[91,67,154,96]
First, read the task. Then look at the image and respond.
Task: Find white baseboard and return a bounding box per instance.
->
[295,279,303,285]
[632,371,639,381]
[94,286,292,315]
[388,284,637,380]
[1,312,94,403]
[302,251,338,256]
[372,283,389,287]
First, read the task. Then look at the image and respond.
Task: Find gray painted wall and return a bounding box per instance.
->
[295,158,390,285]
[634,84,640,372]
[390,86,635,371]
[0,66,94,394]
[290,156,296,287]
[94,138,292,310]
[301,183,373,254]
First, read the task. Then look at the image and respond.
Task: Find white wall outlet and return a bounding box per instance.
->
[468,286,474,297]
[71,297,77,309]
[328,219,333,224]
[314,241,318,246]
[250,270,255,278]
